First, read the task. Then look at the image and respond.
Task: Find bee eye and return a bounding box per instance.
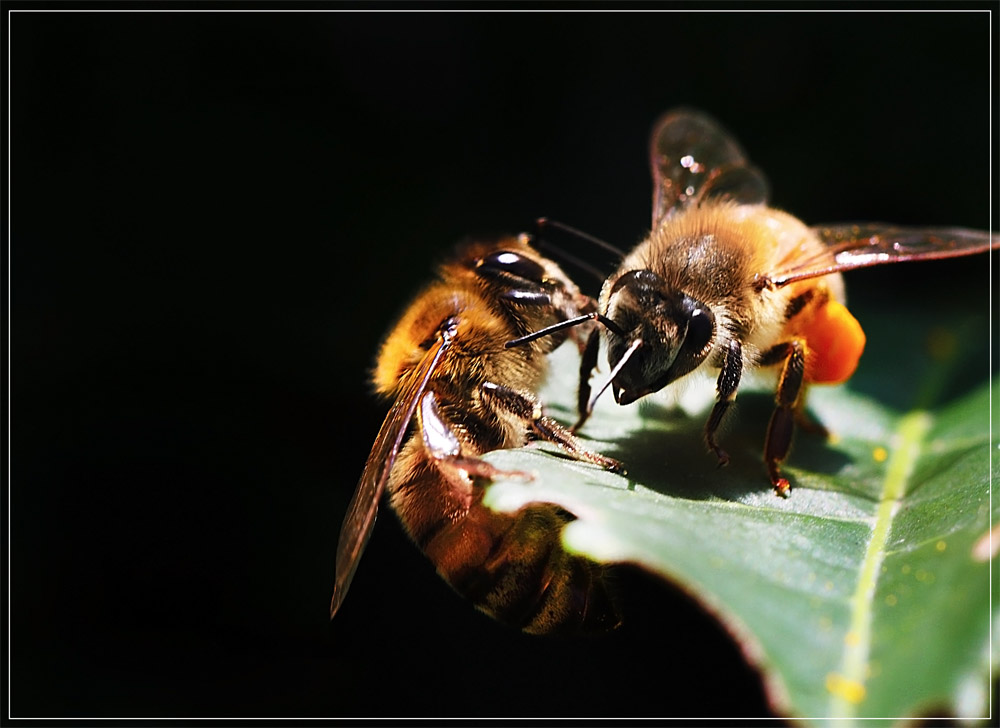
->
[683,302,714,355]
[477,251,547,284]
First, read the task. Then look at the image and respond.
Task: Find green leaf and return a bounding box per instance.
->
[482,305,995,724]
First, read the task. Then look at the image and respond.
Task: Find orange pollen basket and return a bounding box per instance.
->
[801,300,867,385]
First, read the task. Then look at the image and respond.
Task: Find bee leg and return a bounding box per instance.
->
[480,381,625,474]
[419,390,532,482]
[704,339,743,467]
[533,417,625,474]
[763,340,807,498]
[572,326,601,432]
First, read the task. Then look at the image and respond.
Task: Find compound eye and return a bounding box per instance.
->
[683,305,714,355]
[477,251,546,283]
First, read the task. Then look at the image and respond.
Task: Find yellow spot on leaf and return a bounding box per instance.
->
[872,446,888,462]
[885,594,897,606]
[826,673,866,704]
[845,630,860,646]
[935,540,947,552]
[901,564,911,575]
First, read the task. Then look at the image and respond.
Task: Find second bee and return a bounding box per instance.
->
[331,235,623,634]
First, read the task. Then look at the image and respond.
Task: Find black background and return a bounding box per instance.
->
[9,5,996,721]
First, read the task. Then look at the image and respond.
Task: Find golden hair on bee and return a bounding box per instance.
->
[331,234,623,635]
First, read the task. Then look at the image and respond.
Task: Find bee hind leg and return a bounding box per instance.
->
[480,381,624,474]
[762,339,807,498]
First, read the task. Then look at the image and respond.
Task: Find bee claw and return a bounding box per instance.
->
[594,455,626,475]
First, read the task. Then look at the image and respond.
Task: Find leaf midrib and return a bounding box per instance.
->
[826,409,933,719]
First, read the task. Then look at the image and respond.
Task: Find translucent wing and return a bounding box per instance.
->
[329,324,455,619]
[650,108,770,228]
[769,223,996,288]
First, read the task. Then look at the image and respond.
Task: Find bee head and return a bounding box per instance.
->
[604,270,715,405]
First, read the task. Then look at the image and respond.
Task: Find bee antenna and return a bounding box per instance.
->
[587,338,642,413]
[504,314,592,348]
[535,218,625,259]
[505,312,626,349]
[533,238,607,284]
[594,313,627,337]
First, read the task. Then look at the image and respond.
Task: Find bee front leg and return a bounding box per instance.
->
[761,339,807,498]
[480,381,624,474]
[705,339,743,467]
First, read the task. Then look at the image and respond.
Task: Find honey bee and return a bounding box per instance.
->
[510,109,995,497]
[330,235,624,634]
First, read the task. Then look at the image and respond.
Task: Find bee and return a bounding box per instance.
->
[330,235,624,634]
[510,109,995,497]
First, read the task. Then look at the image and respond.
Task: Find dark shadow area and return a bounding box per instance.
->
[596,390,854,502]
[323,556,774,719]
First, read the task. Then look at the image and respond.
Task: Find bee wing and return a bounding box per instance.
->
[329,328,454,619]
[769,223,996,287]
[650,108,770,228]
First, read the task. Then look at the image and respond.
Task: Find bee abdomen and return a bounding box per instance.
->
[423,503,620,635]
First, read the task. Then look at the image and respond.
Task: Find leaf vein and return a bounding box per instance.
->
[827,410,933,719]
